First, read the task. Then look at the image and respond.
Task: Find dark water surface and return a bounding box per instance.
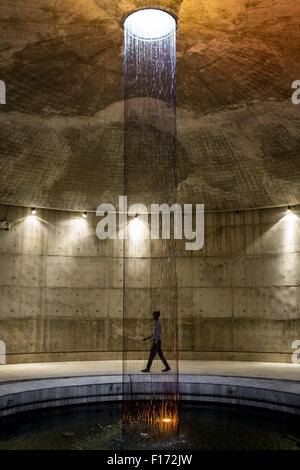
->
[0,402,300,450]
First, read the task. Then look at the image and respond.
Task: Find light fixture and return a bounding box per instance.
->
[162,418,172,423]
[124,8,176,41]
[31,208,37,216]
[287,206,292,214]
[82,212,87,219]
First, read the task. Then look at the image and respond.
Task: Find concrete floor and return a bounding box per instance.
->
[0,360,300,382]
[1,360,300,417]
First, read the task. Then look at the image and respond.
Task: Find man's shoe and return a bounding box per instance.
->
[141,368,150,373]
[162,366,171,372]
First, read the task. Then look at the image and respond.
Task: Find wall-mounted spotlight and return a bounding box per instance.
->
[287,206,292,214]
[31,208,37,216]
[82,212,87,219]
[0,220,10,231]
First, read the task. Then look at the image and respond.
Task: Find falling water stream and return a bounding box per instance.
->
[122,9,179,438]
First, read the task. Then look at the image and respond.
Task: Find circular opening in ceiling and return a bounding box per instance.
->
[124,9,176,41]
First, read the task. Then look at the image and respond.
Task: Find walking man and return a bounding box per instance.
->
[141,311,171,373]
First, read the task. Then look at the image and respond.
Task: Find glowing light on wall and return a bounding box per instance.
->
[69,217,89,234]
[31,208,37,216]
[124,9,176,40]
[24,213,42,243]
[282,208,299,253]
[26,214,40,225]
[128,216,148,242]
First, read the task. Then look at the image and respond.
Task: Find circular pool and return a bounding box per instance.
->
[0,402,300,450]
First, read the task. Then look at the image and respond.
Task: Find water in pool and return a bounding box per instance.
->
[0,402,300,450]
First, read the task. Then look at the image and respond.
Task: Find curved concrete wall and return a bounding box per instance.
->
[0,203,299,363]
[1,374,300,417]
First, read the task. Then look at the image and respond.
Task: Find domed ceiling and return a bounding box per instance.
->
[0,0,299,211]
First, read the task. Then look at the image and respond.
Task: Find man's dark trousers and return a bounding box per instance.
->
[147,340,169,370]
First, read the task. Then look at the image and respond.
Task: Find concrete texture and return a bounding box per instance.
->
[0,360,300,417]
[0,0,299,211]
[1,360,300,382]
[1,204,300,363]
[0,1,300,366]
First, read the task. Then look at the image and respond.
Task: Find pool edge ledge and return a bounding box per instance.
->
[0,374,300,417]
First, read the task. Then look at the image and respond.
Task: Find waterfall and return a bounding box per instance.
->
[122,9,179,438]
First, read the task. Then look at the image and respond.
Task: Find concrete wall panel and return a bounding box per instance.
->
[179,287,232,318]
[179,318,234,351]
[0,253,46,287]
[233,319,300,353]
[0,204,300,363]
[233,287,300,320]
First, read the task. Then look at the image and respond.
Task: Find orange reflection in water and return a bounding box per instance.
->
[123,398,179,435]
